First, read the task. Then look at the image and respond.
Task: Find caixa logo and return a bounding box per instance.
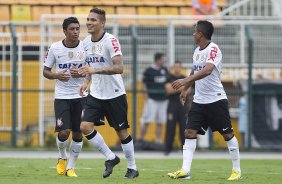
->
[58,63,83,69]
[86,56,105,63]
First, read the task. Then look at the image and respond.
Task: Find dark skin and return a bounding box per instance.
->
[172,24,234,141]
[43,22,83,141]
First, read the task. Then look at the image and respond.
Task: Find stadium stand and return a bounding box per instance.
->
[31,6,52,21]
[0,5,10,21]
[11,5,31,21]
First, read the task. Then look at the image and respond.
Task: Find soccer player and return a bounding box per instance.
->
[43,17,85,177]
[77,8,139,179]
[167,20,241,180]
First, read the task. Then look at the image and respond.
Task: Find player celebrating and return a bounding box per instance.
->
[78,8,139,179]
[43,17,85,177]
[167,20,241,180]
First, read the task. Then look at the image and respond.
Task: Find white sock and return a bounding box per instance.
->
[182,139,196,173]
[87,131,115,160]
[227,136,241,172]
[56,137,68,159]
[121,139,137,170]
[66,140,83,170]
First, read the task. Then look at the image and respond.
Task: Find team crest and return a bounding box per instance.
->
[76,51,85,60]
[68,52,74,59]
[196,54,200,61]
[57,117,63,127]
[92,46,96,54]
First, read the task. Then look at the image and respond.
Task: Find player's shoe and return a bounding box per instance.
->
[227,169,241,180]
[65,168,78,177]
[103,156,120,178]
[167,169,191,179]
[57,159,67,175]
[124,168,139,179]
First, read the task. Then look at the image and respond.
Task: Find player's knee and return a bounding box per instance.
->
[80,121,92,135]
[58,129,71,141]
[184,129,197,138]
[222,132,234,141]
[72,131,83,140]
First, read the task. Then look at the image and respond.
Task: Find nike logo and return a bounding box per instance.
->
[119,122,125,127]
[58,55,64,58]
[222,127,229,131]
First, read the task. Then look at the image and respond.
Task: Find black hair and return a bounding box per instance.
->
[62,17,80,30]
[154,52,165,62]
[196,20,214,40]
[90,7,106,22]
[175,60,182,64]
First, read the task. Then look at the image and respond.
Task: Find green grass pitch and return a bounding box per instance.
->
[0,158,281,184]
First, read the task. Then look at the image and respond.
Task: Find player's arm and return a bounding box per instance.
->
[172,63,214,90]
[79,74,91,96]
[43,66,70,82]
[165,81,183,95]
[78,55,123,76]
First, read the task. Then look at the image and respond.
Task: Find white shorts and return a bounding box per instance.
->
[141,98,168,124]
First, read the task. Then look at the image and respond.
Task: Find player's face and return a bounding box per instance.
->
[64,23,80,42]
[193,25,202,44]
[86,13,104,34]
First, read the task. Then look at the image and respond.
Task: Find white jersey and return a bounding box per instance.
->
[192,42,227,104]
[44,40,86,99]
[83,32,126,99]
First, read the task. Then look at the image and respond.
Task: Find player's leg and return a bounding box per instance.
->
[168,102,205,179]
[155,100,168,144]
[106,95,138,179]
[54,99,71,175]
[140,98,157,141]
[65,98,84,177]
[165,101,177,155]
[211,99,241,180]
[80,95,118,178]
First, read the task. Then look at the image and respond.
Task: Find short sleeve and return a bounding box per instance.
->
[107,36,122,58]
[44,45,56,68]
[206,44,222,67]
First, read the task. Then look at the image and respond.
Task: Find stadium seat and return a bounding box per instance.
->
[0,0,17,4]
[143,0,164,6]
[74,6,93,15]
[52,6,73,15]
[116,7,137,26]
[0,5,10,21]
[79,0,101,5]
[39,0,60,5]
[159,7,179,15]
[59,0,80,5]
[121,0,143,6]
[179,7,193,15]
[16,0,39,5]
[164,0,185,6]
[182,0,193,6]
[31,6,52,21]
[11,5,32,22]
[97,6,115,15]
[101,0,122,6]
[137,7,158,25]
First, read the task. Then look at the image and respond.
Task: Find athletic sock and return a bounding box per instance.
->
[85,130,115,160]
[66,139,83,170]
[121,135,137,170]
[227,136,241,171]
[56,136,68,159]
[182,138,197,173]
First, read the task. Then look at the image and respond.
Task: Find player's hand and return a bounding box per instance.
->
[56,69,70,82]
[70,64,81,78]
[78,65,93,77]
[79,82,88,96]
[172,79,185,90]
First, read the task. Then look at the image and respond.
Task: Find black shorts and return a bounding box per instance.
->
[186,99,233,135]
[54,98,85,132]
[81,94,129,131]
